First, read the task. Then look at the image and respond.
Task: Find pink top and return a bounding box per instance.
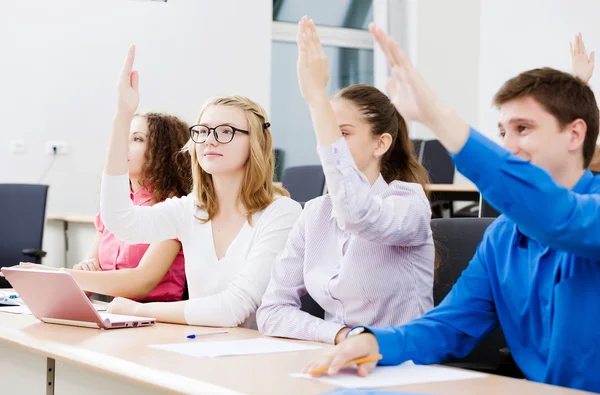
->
[94,187,186,302]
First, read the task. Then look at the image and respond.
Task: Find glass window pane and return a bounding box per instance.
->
[273,0,373,30]
[270,42,374,171]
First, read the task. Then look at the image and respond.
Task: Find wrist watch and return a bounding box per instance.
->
[346,326,372,339]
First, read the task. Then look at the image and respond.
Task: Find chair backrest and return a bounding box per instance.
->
[273,148,285,182]
[421,140,455,184]
[432,218,495,304]
[411,139,423,160]
[300,293,324,319]
[431,217,514,371]
[281,165,326,203]
[0,184,48,287]
[479,196,500,218]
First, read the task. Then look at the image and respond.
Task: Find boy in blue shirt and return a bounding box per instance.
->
[302,27,600,393]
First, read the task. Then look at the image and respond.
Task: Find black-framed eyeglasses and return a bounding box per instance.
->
[189,124,250,144]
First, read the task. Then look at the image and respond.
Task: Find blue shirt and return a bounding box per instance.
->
[366,129,600,392]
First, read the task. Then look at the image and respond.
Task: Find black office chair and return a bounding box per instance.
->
[300,293,324,319]
[421,140,454,184]
[273,148,285,182]
[479,197,500,218]
[281,165,326,203]
[431,218,523,378]
[0,184,49,288]
[421,140,455,217]
[411,139,423,160]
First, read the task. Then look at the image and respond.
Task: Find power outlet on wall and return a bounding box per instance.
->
[46,141,70,155]
[9,140,26,154]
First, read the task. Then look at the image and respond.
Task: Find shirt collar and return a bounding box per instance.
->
[572,169,594,194]
[131,186,153,205]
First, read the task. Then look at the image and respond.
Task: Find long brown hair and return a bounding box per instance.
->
[333,84,431,194]
[186,95,289,224]
[137,113,192,203]
[334,85,439,273]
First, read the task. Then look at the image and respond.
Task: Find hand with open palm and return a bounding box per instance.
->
[571,33,595,83]
[369,23,443,128]
[116,45,140,118]
[296,16,330,104]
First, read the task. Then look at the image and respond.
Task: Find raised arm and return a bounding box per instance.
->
[370,24,600,259]
[296,18,430,246]
[100,46,188,244]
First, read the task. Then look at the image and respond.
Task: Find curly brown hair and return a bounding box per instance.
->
[136,113,192,203]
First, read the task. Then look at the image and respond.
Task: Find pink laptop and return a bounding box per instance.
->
[1,267,156,329]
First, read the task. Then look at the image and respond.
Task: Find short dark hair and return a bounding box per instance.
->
[493,67,599,167]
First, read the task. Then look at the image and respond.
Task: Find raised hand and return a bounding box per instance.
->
[369,23,443,127]
[570,33,595,83]
[368,23,469,153]
[297,16,329,104]
[116,45,140,117]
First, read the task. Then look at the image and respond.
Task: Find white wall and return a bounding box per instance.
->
[387,0,481,142]
[0,0,272,267]
[480,0,600,141]
[386,0,480,187]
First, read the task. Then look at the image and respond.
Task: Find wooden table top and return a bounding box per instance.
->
[0,313,590,395]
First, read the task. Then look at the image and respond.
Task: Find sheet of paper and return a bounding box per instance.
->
[0,304,106,315]
[290,361,487,388]
[149,338,322,358]
[321,390,436,395]
[0,305,32,314]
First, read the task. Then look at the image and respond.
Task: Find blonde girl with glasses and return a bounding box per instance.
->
[99,46,301,328]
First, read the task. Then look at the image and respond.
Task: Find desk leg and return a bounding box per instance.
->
[47,358,55,395]
[54,360,168,395]
[63,221,69,268]
[0,341,49,394]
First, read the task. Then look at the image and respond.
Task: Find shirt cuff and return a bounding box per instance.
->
[317,138,356,173]
[451,128,510,188]
[364,325,406,366]
[101,173,132,211]
[315,320,346,345]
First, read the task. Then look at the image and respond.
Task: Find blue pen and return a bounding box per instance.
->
[186,331,229,339]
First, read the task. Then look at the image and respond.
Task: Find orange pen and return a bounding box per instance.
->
[310,354,383,377]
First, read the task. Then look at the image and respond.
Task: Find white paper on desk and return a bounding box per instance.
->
[290,361,487,388]
[0,305,32,314]
[149,338,322,358]
[0,304,106,315]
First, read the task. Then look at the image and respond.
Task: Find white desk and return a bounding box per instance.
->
[0,313,594,395]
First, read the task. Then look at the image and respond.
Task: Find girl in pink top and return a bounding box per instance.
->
[68,113,192,301]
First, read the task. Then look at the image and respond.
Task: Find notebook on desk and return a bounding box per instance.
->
[1,267,155,329]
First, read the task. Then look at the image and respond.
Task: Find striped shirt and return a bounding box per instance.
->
[257,137,435,344]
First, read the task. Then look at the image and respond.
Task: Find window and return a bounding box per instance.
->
[271,0,374,171]
[273,0,372,30]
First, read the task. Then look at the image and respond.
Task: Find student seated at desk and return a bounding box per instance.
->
[99,46,301,328]
[19,114,190,302]
[71,112,189,302]
[305,27,600,393]
[256,19,435,345]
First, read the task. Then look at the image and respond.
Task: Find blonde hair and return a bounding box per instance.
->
[186,95,289,224]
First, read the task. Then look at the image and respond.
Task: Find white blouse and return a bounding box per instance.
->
[100,173,302,328]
